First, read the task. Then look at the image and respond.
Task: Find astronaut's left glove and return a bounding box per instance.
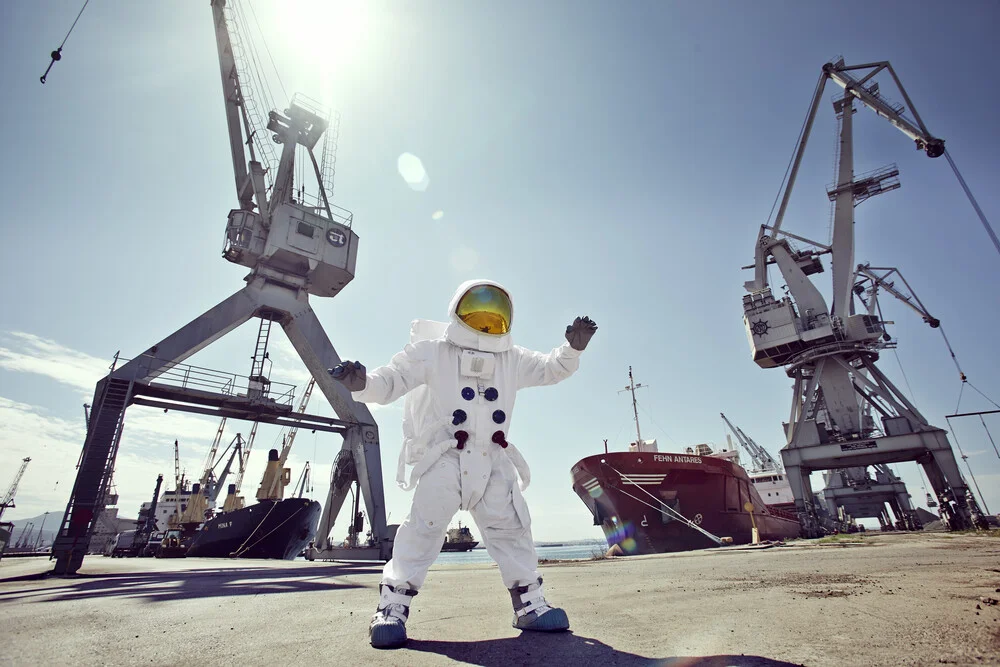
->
[329,360,367,392]
[565,316,598,351]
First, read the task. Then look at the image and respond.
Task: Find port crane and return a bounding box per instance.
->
[52,1,390,574]
[16,523,36,549]
[132,474,163,556]
[292,462,312,499]
[1,458,31,523]
[741,59,984,537]
[173,440,182,493]
[720,414,781,473]
[821,464,921,531]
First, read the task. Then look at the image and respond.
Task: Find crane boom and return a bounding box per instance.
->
[213,435,243,500]
[855,264,940,327]
[0,457,31,522]
[720,414,781,473]
[233,422,259,494]
[749,58,945,293]
[198,417,228,499]
[268,378,316,497]
[293,462,311,499]
[210,0,254,211]
[825,62,943,157]
[855,263,968,381]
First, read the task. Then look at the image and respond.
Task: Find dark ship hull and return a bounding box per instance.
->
[441,540,478,552]
[571,451,800,555]
[186,498,321,560]
[0,524,12,558]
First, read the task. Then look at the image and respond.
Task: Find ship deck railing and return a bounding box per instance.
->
[767,506,799,522]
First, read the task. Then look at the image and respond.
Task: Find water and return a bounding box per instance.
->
[434,540,609,565]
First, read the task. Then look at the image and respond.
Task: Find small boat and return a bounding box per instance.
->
[441,522,478,552]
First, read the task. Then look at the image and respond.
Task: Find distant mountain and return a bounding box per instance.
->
[3,508,139,550]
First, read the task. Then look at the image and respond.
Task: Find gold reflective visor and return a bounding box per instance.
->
[455,285,512,335]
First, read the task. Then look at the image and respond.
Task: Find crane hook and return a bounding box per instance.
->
[40,48,62,84]
[39,0,92,85]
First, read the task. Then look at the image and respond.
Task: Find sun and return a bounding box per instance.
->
[280,0,372,76]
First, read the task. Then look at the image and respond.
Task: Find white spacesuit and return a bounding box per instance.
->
[330,279,597,649]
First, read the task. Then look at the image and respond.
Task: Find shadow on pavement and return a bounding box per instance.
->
[406,633,802,666]
[0,561,382,604]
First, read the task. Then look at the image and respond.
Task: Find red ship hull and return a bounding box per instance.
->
[571,451,800,554]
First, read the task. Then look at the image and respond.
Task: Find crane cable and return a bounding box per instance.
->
[40,0,91,84]
[980,414,1000,461]
[943,149,1000,261]
[953,375,1000,416]
[944,415,991,515]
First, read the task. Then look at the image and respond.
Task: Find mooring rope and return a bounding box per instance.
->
[600,460,724,545]
[232,504,307,558]
[230,500,280,558]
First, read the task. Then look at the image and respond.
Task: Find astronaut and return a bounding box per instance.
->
[329,279,597,649]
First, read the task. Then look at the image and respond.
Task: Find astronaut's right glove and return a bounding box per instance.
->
[329,360,367,392]
[565,316,598,351]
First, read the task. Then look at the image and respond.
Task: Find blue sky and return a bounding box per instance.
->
[1,1,997,541]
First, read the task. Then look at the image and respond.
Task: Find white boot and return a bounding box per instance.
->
[509,578,569,632]
[369,584,417,649]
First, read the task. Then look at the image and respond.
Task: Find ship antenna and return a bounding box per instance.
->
[618,366,647,445]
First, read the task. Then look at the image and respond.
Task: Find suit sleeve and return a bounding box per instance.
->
[514,342,582,390]
[351,341,431,405]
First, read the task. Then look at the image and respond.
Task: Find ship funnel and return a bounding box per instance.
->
[257,449,290,501]
[228,484,236,495]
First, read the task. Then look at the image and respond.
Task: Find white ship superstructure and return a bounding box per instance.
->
[139,485,193,532]
[750,471,794,506]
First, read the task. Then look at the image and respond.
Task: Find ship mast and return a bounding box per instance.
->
[621,367,646,445]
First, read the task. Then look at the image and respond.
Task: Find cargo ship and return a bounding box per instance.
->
[182,447,320,559]
[186,494,321,559]
[570,369,800,555]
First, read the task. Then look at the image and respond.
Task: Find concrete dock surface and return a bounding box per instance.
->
[1,532,998,666]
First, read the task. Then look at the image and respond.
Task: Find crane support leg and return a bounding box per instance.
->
[52,275,390,573]
[784,465,822,538]
[52,289,259,574]
[918,451,972,530]
[280,300,391,560]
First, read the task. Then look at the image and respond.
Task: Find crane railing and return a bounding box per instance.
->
[116,355,296,407]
